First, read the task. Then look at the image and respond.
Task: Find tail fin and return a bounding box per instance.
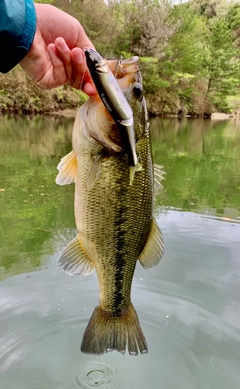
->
[81,303,148,355]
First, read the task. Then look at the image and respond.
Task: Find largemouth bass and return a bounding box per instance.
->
[56,55,165,355]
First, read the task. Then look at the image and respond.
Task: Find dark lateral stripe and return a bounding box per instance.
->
[112,197,127,313]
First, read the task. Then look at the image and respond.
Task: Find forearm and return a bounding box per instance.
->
[0,0,36,73]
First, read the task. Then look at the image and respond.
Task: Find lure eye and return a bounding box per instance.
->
[132,83,143,100]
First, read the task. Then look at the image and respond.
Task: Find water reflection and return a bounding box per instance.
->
[0,115,240,388]
[151,117,240,220]
[0,115,240,278]
[0,115,75,279]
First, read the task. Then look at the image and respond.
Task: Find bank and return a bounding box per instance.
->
[0,66,237,118]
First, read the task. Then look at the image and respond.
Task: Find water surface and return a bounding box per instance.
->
[0,115,240,389]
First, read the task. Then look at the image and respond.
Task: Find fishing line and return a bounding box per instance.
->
[78,63,86,94]
[78,48,90,96]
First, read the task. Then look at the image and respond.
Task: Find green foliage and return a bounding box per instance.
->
[140,58,170,93]
[189,0,216,18]
[203,16,240,110]
[226,4,240,47]
[2,0,240,115]
[166,8,206,74]
[110,0,176,58]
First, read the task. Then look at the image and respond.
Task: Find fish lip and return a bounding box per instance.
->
[84,47,102,64]
[120,56,139,65]
[84,48,108,76]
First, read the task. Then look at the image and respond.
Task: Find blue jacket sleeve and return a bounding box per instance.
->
[0,0,36,73]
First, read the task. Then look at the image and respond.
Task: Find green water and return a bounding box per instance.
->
[0,115,240,389]
[0,115,239,279]
[151,116,240,219]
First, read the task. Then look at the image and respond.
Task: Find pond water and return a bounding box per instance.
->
[0,115,240,389]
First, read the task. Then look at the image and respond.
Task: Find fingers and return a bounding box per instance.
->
[47,39,97,95]
[70,48,86,89]
[47,43,69,88]
[83,82,97,96]
[71,48,97,95]
[54,37,72,82]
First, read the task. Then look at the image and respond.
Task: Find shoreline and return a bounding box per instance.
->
[0,109,234,120]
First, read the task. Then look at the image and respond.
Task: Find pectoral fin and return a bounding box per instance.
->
[58,236,95,277]
[56,150,77,185]
[138,218,164,269]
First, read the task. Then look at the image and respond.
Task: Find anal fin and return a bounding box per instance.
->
[58,236,95,277]
[138,218,164,269]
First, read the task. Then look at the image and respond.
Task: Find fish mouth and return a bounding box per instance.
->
[106,56,140,84]
[105,56,143,172]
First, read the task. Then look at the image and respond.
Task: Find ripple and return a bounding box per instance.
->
[65,362,118,389]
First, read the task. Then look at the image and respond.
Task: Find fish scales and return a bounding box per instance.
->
[76,155,152,312]
[56,55,165,355]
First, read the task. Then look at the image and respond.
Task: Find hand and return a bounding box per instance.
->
[20,3,96,95]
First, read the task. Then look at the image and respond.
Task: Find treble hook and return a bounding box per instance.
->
[114,55,123,77]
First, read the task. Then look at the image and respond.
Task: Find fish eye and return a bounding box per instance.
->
[132,83,143,100]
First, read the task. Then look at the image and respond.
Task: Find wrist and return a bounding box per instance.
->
[20,0,37,54]
[0,0,37,73]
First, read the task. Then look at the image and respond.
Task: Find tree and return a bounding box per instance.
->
[189,0,216,18]
[204,16,240,110]
[111,0,177,58]
[226,3,240,47]
[142,3,208,113]
[165,4,206,75]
